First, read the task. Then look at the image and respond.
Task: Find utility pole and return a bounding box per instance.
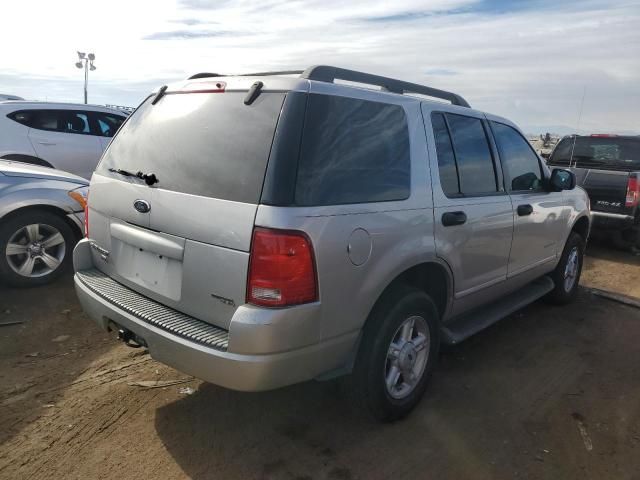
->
[75,52,96,104]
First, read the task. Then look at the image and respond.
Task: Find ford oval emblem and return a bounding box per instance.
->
[133,199,151,213]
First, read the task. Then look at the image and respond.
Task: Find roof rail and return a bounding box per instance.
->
[301,65,470,108]
[188,73,223,79]
[240,70,304,77]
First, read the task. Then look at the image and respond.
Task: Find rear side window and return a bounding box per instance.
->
[97,92,285,203]
[491,122,543,191]
[431,113,459,197]
[431,112,498,196]
[8,109,92,134]
[295,94,410,206]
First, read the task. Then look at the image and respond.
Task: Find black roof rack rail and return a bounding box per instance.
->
[188,72,223,79]
[300,65,471,108]
[240,70,304,77]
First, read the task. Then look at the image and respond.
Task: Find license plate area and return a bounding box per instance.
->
[111,239,183,301]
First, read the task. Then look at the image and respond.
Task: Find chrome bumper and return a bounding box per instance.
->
[73,239,356,391]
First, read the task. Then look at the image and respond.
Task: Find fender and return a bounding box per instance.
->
[1,154,54,169]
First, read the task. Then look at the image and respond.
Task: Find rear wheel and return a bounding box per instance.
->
[546,232,584,304]
[352,285,439,422]
[0,210,76,287]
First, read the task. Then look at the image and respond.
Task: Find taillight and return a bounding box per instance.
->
[247,227,317,307]
[626,176,639,207]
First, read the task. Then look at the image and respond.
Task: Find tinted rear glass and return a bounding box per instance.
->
[550,137,640,171]
[446,114,497,195]
[97,92,285,203]
[295,94,410,206]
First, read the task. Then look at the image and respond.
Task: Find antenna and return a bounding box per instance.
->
[569,86,586,167]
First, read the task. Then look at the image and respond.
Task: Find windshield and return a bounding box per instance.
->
[549,137,640,171]
[96,91,285,204]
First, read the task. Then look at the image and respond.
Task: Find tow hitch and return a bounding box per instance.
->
[107,320,147,348]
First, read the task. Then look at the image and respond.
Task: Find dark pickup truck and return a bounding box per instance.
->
[548,134,640,249]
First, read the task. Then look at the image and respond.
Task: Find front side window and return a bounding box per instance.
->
[491,122,543,191]
[60,112,91,134]
[94,113,125,137]
[295,94,410,206]
[443,113,498,195]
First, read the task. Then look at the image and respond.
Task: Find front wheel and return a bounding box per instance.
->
[0,210,76,287]
[352,285,440,422]
[546,232,585,305]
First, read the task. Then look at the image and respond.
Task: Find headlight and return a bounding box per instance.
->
[68,185,89,209]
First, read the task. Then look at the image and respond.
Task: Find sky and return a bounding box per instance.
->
[1,0,639,134]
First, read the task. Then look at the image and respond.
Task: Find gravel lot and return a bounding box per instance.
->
[1,243,639,480]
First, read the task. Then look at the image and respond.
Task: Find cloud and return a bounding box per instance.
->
[0,0,638,132]
[143,29,232,40]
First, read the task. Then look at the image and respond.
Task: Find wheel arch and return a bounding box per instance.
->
[367,260,453,327]
[0,204,83,240]
[571,215,590,242]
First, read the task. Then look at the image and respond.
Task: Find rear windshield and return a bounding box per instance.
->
[549,137,640,171]
[96,91,285,203]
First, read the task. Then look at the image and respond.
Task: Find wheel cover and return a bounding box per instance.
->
[384,315,430,400]
[5,223,66,278]
[563,246,580,292]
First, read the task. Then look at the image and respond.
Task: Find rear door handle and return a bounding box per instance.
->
[37,141,56,146]
[517,204,534,216]
[442,211,467,227]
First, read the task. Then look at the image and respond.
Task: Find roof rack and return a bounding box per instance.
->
[301,65,470,108]
[188,73,223,79]
[240,70,304,77]
[186,66,470,107]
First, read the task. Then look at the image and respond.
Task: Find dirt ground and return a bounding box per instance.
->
[1,243,639,480]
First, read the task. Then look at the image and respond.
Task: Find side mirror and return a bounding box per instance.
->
[549,168,576,191]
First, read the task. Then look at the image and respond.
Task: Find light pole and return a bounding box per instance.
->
[75,51,96,104]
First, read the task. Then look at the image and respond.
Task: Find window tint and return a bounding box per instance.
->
[491,122,542,191]
[550,137,640,171]
[95,113,125,137]
[32,110,60,131]
[295,94,410,206]
[97,92,285,203]
[431,113,459,197]
[446,114,497,195]
[7,110,34,127]
[60,112,90,134]
[10,109,93,134]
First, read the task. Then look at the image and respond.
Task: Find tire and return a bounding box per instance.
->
[546,231,585,305]
[352,285,440,422]
[0,210,76,287]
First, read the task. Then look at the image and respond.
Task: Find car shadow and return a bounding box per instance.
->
[153,292,620,480]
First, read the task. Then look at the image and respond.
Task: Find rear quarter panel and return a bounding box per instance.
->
[255,88,441,342]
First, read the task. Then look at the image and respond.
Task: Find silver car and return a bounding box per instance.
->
[74,66,591,420]
[0,161,87,287]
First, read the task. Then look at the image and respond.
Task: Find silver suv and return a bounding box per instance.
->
[73,66,590,420]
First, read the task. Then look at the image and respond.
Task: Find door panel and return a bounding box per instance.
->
[508,192,566,276]
[28,128,101,179]
[423,106,514,318]
[488,119,567,277]
[434,199,514,295]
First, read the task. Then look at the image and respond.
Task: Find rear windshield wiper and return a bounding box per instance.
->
[108,168,159,186]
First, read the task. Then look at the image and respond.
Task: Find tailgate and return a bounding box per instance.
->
[87,84,287,329]
[581,169,629,213]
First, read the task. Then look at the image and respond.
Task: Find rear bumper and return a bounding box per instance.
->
[591,211,635,230]
[73,239,357,391]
